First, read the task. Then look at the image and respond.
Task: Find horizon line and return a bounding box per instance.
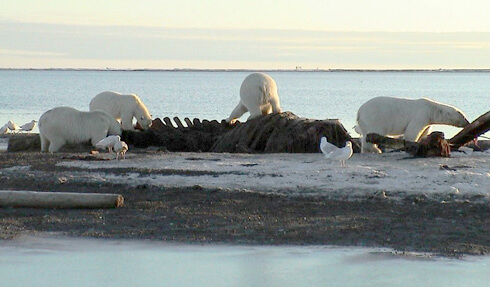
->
[1,68,489,73]
[4,21,490,34]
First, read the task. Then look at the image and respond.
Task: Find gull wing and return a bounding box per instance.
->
[320,137,339,155]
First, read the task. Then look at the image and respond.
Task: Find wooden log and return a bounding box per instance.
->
[366,133,417,151]
[367,132,450,157]
[7,134,40,152]
[8,134,93,153]
[0,190,124,209]
[416,132,450,157]
[449,111,490,148]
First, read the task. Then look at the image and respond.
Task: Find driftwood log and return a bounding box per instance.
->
[449,110,490,149]
[0,190,124,209]
[7,134,41,152]
[367,132,451,157]
[6,134,92,153]
[122,112,360,153]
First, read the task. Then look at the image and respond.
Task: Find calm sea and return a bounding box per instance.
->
[0,70,488,138]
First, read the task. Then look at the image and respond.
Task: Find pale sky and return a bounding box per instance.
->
[1,0,489,69]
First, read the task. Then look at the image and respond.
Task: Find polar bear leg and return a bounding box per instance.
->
[40,133,50,152]
[48,138,65,153]
[227,102,248,123]
[417,125,433,141]
[261,104,272,115]
[121,114,134,130]
[269,97,282,113]
[404,120,429,142]
[361,136,382,153]
[247,105,263,120]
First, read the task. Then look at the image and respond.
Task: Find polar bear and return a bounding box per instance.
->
[39,107,122,152]
[355,97,469,153]
[89,91,152,130]
[226,73,282,124]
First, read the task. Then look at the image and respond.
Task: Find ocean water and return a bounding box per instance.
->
[0,70,488,138]
[1,237,489,287]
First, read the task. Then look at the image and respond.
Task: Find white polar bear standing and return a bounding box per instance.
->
[39,107,122,152]
[226,73,282,124]
[89,91,152,130]
[355,97,469,153]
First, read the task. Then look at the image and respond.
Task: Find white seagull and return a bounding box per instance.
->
[95,135,121,153]
[6,120,20,132]
[114,140,128,160]
[0,124,10,134]
[320,136,353,167]
[20,120,37,132]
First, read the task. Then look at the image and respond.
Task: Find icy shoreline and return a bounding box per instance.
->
[58,151,490,201]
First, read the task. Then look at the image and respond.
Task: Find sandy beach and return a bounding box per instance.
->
[1,134,489,257]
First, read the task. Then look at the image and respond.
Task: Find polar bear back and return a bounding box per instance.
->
[226,73,282,123]
[356,96,469,153]
[239,73,279,108]
[89,91,152,130]
[39,106,122,152]
[357,97,432,137]
[90,91,129,119]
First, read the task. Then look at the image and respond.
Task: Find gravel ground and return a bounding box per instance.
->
[0,147,489,257]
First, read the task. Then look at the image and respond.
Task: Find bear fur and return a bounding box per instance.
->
[39,106,122,152]
[89,91,152,130]
[226,73,282,124]
[355,97,469,153]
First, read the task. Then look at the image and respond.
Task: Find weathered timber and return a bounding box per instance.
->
[0,190,124,209]
[6,134,93,152]
[449,110,490,148]
[367,132,450,157]
[7,134,40,152]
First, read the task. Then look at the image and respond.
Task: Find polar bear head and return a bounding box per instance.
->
[132,95,152,130]
[427,99,470,127]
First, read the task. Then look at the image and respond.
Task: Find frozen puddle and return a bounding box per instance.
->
[0,237,488,287]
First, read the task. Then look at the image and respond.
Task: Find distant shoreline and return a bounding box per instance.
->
[1,68,489,73]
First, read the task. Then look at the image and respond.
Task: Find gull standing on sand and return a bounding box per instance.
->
[320,136,353,167]
[95,135,121,153]
[0,124,9,134]
[20,120,37,132]
[6,120,20,132]
[114,140,128,160]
